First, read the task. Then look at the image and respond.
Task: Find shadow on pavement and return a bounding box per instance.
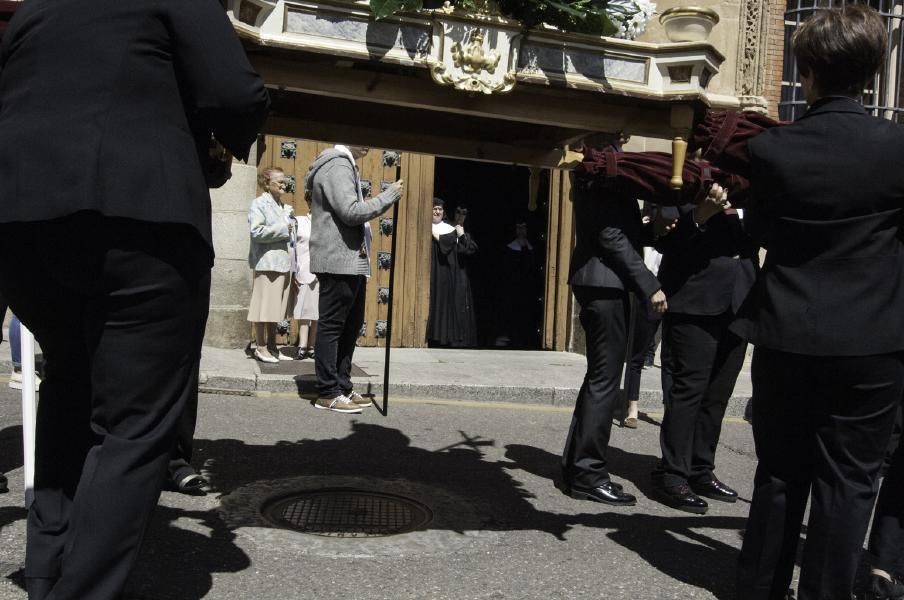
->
[125,506,251,600]
[122,422,748,600]
[0,425,23,474]
[501,443,744,599]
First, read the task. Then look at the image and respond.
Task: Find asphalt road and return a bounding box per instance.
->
[0,387,765,599]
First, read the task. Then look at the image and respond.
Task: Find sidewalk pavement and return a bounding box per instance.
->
[0,333,752,417]
[197,344,753,418]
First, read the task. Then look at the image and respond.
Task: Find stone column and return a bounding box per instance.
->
[205,148,258,348]
[736,0,771,114]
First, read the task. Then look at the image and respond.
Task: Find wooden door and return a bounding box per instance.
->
[258,136,434,347]
[542,170,574,351]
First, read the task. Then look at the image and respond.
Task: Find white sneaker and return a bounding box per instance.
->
[347,390,372,408]
[314,394,363,414]
[9,370,41,390]
[253,348,279,364]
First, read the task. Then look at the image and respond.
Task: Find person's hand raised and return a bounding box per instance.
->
[654,214,678,238]
[694,183,729,226]
[390,179,405,199]
[650,289,668,314]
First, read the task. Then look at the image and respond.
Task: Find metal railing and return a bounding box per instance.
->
[779,0,904,123]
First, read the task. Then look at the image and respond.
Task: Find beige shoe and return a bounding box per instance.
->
[347,390,372,408]
[623,400,639,429]
[314,395,362,414]
[8,370,41,390]
[254,348,279,364]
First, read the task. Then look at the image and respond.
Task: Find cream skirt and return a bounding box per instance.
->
[293,279,320,321]
[247,271,291,323]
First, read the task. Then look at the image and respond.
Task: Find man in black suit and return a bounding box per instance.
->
[559,139,667,506]
[0,1,269,598]
[653,191,757,513]
[733,6,904,599]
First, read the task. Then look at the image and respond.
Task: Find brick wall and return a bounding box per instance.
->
[762,0,787,119]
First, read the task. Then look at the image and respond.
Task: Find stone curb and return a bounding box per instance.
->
[197,369,753,418]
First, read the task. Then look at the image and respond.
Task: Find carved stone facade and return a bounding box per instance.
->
[736,0,771,113]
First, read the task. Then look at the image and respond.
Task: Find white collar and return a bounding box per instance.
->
[432,221,455,235]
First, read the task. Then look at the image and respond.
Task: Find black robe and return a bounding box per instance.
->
[494,241,541,347]
[427,228,478,347]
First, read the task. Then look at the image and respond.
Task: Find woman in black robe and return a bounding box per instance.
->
[427,198,478,347]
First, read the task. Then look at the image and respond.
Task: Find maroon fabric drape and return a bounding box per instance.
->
[577,147,751,207]
[0,0,22,39]
[690,110,784,178]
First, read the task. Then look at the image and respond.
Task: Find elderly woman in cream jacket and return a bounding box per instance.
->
[247,166,295,363]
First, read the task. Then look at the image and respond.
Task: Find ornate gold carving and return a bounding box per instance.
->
[429,24,518,94]
[452,30,501,75]
[430,61,517,94]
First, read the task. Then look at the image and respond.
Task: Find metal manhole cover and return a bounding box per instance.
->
[260,488,433,537]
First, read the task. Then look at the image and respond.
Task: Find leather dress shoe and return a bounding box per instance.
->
[691,476,738,503]
[0,472,7,494]
[556,479,623,495]
[569,481,636,506]
[866,573,904,600]
[655,483,709,514]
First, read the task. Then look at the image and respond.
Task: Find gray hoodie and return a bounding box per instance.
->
[304,149,400,276]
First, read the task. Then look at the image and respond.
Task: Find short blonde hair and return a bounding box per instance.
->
[257,166,285,189]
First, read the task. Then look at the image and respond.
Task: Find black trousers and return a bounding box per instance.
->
[868,403,904,577]
[0,214,211,600]
[658,311,746,487]
[167,359,202,483]
[737,347,903,600]
[314,273,366,399]
[624,306,660,403]
[561,286,628,488]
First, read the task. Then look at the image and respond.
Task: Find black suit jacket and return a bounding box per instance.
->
[655,206,757,316]
[0,0,270,254]
[568,173,660,299]
[735,96,904,356]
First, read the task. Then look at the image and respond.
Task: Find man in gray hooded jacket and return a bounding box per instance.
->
[305,145,403,413]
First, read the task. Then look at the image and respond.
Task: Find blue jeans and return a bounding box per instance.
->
[10,313,20,369]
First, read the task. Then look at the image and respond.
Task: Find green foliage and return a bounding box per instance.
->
[369,0,423,19]
[367,0,638,37]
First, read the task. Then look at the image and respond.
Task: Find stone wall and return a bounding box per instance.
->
[205,147,259,348]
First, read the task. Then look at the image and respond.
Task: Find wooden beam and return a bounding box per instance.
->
[266,116,587,169]
[253,53,693,140]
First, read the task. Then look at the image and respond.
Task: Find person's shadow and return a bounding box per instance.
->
[6,421,749,599]
[0,425,23,475]
[124,506,251,600]
[500,443,744,599]
[123,422,745,599]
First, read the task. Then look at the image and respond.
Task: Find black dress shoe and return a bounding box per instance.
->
[866,573,904,600]
[569,481,636,506]
[655,483,709,514]
[0,472,7,494]
[557,479,623,495]
[164,468,207,496]
[690,477,738,503]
